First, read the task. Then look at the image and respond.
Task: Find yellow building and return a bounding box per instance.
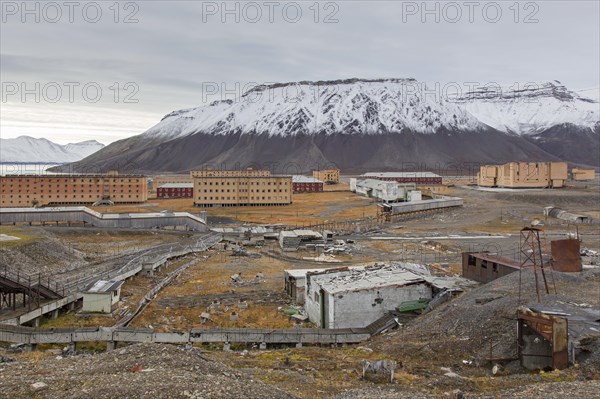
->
[312,169,340,184]
[477,165,499,187]
[192,169,292,207]
[477,162,567,188]
[572,168,596,181]
[0,173,148,207]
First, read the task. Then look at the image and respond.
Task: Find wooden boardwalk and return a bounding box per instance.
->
[0,312,399,347]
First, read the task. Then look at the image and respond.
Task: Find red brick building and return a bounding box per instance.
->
[157,183,194,198]
[292,176,324,193]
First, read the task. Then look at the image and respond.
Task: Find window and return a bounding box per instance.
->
[467,255,476,267]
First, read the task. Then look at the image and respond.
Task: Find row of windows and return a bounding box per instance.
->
[2,184,141,188]
[197,181,289,186]
[202,189,286,193]
[1,190,141,194]
[1,194,141,200]
[295,187,321,192]
[2,178,142,183]
[197,196,288,201]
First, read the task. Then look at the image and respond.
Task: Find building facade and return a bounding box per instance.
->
[350,178,417,203]
[461,252,521,284]
[362,172,443,185]
[0,173,148,207]
[305,264,431,329]
[292,176,324,193]
[191,169,271,178]
[152,175,193,193]
[192,169,292,207]
[477,162,568,188]
[157,182,194,198]
[571,168,596,181]
[312,169,340,184]
[82,280,123,314]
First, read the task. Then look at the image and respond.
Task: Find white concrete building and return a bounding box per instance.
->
[284,266,365,304]
[82,280,124,314]
[349,178,417,203]
[304,264,432,328]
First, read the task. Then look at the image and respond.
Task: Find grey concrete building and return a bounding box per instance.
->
[304,264,431,329]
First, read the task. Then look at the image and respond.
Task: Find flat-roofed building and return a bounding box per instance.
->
[0,172,148,207]
[305,263,432,328]
[157,182,194,198]
[192,169,292,207]
[312,169,340,184]
[82,280,124,314]
[292,175,324,193]
[477,162,568,188]
[572,168,596,181]
[462,252,521,284]
[362,172,443,185]
[152,175,193,193]
[350,178,416,203]
[477,165,499,187]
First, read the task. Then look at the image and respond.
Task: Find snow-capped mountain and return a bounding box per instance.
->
[55,78,599,173]
[143,79,598,139]
[457,81,599,135]
[1,136,105,163]
[144,78,484,139]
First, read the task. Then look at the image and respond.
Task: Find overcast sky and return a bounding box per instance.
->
[1,0,599,144]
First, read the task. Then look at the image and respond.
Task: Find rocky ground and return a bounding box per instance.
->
[0,343,296,399]
[333,381,600,399]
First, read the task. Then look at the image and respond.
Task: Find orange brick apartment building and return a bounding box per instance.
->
[191,169,292,207]
[0,172,148,207]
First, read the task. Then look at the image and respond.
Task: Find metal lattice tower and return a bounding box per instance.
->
[518,227,557,303]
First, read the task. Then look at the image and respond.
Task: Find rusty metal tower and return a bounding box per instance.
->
[518,227,557,303]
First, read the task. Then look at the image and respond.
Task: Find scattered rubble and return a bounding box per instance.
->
[0,343,297,399]
[331,381,600,399]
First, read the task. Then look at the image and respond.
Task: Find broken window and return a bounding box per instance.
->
[468,255,476,266]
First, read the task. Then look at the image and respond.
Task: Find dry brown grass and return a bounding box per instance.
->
[92,191,378,226]
[0,225,42,248]
[132,250,313,330]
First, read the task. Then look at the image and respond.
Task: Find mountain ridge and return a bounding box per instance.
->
[1,136,105,164]
[53,78,600,173]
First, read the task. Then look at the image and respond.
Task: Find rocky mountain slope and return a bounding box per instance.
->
[57,79,599,174]
[1,136,105,164]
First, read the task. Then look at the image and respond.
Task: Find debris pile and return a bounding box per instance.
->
[279,230,323,252]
